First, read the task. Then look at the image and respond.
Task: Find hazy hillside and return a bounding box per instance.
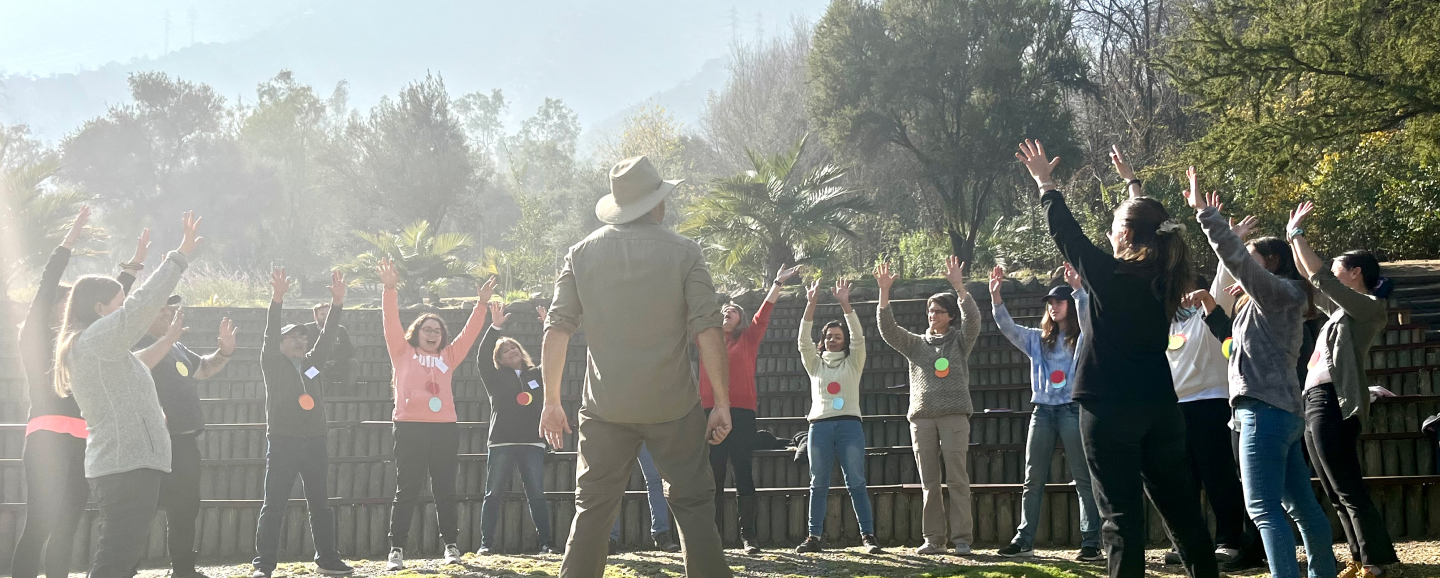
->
[0,0,828,143]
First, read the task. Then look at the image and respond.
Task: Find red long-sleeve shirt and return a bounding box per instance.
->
[699,300,773,411]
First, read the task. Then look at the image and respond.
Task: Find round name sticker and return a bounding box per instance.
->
[1222,337,1235,359]
[826,381,841,395]
[298,394,315,411]
[1168,334,1187,350]
[428,397,443,413]
[426,382,442,413]
[935,368,950,379]
[175,361,189,377]
[1308,349,1323,370]
[1049,370,1067,389]
[516,392,533,406]
[934,358,950,372]
[831,398,845,410]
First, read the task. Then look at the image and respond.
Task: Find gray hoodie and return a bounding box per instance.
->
[67,251,188,478]
[1198,208,1309,416]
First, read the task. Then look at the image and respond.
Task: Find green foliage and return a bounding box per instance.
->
[1,140,106,281]
[341,220,477,305]
[877,229,951,280]
[982,213,1063,273]
[679,135,874,287]
[176,264,272,307]
[809,0,1087,263]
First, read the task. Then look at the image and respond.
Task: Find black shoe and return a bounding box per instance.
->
[1163,549,1182,565]
[173,568,210,578]
[997,543,1033,557]
[539,544,561,555]
[1077,546,1104,562]
[796,535,823,553]
[1219,547,1267,573]
[316,560,353,576]
[861,534,884,554]
[653,530,681,553]
[609,538,620,555]
[742,536,762,555]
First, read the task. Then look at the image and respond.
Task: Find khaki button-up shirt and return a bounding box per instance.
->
[546,218,722,424]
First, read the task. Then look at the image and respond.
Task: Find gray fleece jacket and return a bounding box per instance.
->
[877,295,982,420]
[1198,208,1309,416]
[67,251,188,478]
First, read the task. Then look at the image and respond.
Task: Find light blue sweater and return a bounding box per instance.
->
[992,289,1091,406]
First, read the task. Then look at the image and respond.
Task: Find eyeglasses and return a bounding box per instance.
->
[418,327,443,336]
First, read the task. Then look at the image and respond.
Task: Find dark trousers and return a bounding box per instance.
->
[707,408,756,535]
[1304,383,1399,567]
[253,435,341,571]
[1179,399,1257,551]
[89,469,163,578]
[11,431,89,578]
[390,421,460,548]
[157,434,202,570]
[480,444,552,550]
[1079,400,1218,578]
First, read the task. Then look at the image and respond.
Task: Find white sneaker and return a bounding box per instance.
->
[952,542,973,556]
[1215,547,1240,563]
[443,543,462,564]
[386,548,404,571]
[914,541,948,555]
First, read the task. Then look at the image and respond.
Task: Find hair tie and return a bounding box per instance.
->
[1373,277,1394,299]
[1157,220,1186,235]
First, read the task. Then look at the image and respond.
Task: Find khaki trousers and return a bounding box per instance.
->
[911,413,974,546]
[559,404,731,578]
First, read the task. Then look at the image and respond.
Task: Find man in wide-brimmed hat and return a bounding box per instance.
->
[539,156,734,577]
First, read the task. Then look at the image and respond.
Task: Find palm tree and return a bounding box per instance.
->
[341,219,476,305]
[680,135,873,285]
[1,153,103,298]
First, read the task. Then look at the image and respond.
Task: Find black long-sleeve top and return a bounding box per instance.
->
[475,325,545,446]
[20,247,84,421]
[261,300,342,438]
[1043,189,1178,404]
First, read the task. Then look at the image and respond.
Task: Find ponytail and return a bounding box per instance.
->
[1113,197,1195,320]
[53,276,123,397]
[1336,250,1391,298]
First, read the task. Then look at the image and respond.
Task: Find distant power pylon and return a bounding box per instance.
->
[188,7,198,46]
[163,10,171,54]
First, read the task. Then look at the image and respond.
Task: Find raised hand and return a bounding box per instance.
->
[377,258,399,289]
[130,228,151,266]
[1182,166,1207,211]
[1063,262,1082,290]
[944,256,968,293]
[329,270,347,303]
[488,301,511,328]
[62,206,91,249]
[1230,215,1259,242]
[477,276,498,304]
[1205,191,1224,214]
[1288,201,1314,234]
[806,279,822,303]
[832,278,852,306]
[1183,289,1217,313]
[873,262,897,292]
[1015,139,1060,190]
[1109,145,1136,181]
[535,306,548,324]
[164,308,188,344]
[270,267,290,299]
[177,211,203,257]
[774,264,802,286]
[216,317,238,356]
[988,265,1005,304]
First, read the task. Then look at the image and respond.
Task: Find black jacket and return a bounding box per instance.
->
[262,300,343,437]
[19,247,84,421]
[475,325,545,445]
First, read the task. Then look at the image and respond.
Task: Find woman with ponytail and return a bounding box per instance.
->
[1017,141,1217,578]
[1189,172,1336,578]
[1289,202,1399,577]
[55,212,201,578]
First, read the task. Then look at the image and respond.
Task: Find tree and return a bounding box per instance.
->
[700,21,820,175]
[340,219,477,305]
[680,135,873,286]
[1,125,103,296]
[809,0,1088,264]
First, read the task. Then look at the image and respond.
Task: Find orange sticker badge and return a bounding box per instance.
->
[298,394,315,411]
[516,392,533,406]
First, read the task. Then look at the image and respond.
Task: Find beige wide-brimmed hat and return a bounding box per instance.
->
[595,155,683,225]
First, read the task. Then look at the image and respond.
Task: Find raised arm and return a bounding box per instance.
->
[192,317,236,379]
[442,277,497,366]
[136,308,185,369]
[263,267,288,361]
[797,280,822,375]
[943,257,981,350]
[834,279,865,367]
[82,213,199,356]
[1192,188,1303,311]
[989,266,1040,352]
[305,270,347,366]
[115,228,150,294]
[1109,145,1143,200]
[377,258,409,361]
[1017,140,1115,282]
[475,301,509,385]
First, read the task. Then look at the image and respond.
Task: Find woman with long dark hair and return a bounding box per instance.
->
[1189,173,1336,578]
[1017,140,1217,578]
[379,258,495,569]
[1289,202,1399,577]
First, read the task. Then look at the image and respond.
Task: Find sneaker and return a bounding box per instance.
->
[477,545,493,555]
[952,542,973,556]
[251,571,269,578]
[1077,546,1104,562]
[1219,547,1267,573]
[443,543,462,564]
[741,536,762,555]
[386,548,404,571]
[539,544,561,555]
[1215,547,1240,563]
[1163,549,1182,565]
[1338,561,1363,578]
[861,534,884,554]
[914,541,948,555]
[653,530,681,553]
[317,560,353,576]
[796,535,823,553]
[997,543,1033,557]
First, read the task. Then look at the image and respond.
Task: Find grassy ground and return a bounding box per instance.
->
[145,542,1440,578]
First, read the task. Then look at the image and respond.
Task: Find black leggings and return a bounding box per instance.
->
[10,431,89,578]
[390,422,460,548]
[158,434,203,569]
[708,407,756,531]
[1304,383,1399,567]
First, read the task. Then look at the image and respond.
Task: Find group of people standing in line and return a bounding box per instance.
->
[6,144,1401,578]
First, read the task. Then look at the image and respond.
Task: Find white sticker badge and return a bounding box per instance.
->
[304,366,320,379]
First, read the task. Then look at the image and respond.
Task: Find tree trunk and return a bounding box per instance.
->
[946,227,975,266]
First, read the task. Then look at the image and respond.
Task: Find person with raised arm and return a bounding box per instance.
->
[538,155,732,578]
[794,278,880,555]
[1187,170,1336,578]
[1017,140,1217,578]
[378,258,495,568]
[875,257,981,556]
[990,263,1102,562]
[702,263,801,555]
[476,302,558,556]
[54,211,202,578]
[251,269,353,578]
[1288,202,1399,578]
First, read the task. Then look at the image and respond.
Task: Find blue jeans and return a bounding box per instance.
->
[1013,402,1101,549]
[480,445,551,549]
[806,419,874,536]
[1236,398,1337,578]
[253,435,340,572]
[610,443,670,540]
